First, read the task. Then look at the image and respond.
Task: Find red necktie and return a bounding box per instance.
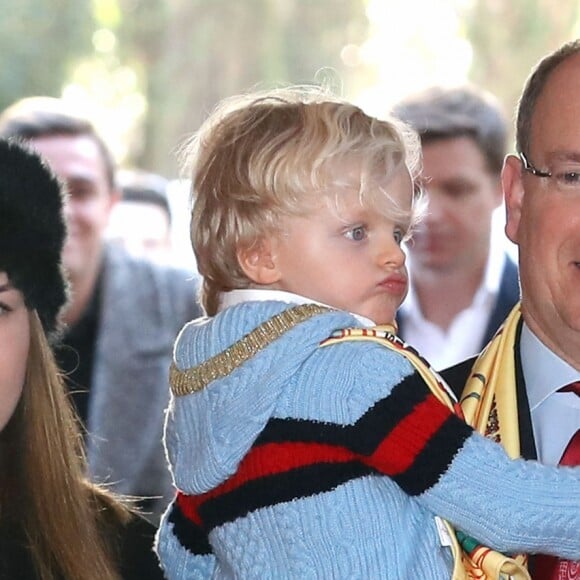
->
[533,382,580,579]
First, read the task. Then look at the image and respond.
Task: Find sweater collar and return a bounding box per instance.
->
[219,289,375,327]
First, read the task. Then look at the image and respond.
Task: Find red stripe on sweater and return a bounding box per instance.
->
[231,441,356,486]
[175,392,452,526]
[176,442,357,524]
[367,394,453,473]
[181,442,357,499]
[177,491,203,525]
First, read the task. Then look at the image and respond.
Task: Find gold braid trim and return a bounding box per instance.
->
[170,303,332,396]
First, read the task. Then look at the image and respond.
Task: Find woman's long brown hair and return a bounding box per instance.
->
[0,311,128,580]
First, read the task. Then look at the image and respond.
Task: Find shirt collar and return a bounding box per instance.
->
[219,289,376,327]
[520,321,580,409]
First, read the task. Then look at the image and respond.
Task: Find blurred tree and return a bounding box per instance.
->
[0,0,93,111]
[115,0,369,175]
[462,0,580,146]
[5,0,577,177]
[0,0,368,175]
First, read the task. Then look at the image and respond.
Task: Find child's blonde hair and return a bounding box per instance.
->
[184,87,421,315]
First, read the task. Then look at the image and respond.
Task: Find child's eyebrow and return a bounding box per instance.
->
[0,283,14,293]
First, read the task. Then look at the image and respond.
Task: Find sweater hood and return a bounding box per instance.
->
[165,301,359,494]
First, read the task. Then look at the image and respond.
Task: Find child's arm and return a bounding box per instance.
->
[156,495,216,580]
[335,343,580,559]
[162,310,579,564]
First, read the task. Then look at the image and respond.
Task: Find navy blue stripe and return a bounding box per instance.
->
[255,371,432,455]
[393,414,472,495]
[168,501,213,556]
[200,462,374,530]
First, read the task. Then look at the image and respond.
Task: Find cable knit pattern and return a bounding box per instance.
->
[157,301,580,579]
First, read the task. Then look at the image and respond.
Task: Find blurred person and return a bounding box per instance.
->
[0,97,202,523]
[443,40,580,578]
[107,169,173,264]
[0,139,163,579]
[393,85,519,370]
[156,87,580,580]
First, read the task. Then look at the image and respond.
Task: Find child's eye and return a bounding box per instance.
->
[394,229,403,245]
[344,225,367,241]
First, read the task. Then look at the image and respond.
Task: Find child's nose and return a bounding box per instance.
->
[377,234,406,268]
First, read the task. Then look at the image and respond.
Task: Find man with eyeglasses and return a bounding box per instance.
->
[443,39,580,579]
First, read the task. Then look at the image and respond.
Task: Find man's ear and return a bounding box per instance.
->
[237,236,282,286]
[502,154,525,245]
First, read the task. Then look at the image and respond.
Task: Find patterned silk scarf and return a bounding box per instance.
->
[324,310,530,580]
[455,302,530,579]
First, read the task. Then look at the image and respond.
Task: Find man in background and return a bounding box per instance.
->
[393,85,519,369]
[0,97,202,522]
[107,169,174,264]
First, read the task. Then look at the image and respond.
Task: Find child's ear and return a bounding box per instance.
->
[237,236,282,285]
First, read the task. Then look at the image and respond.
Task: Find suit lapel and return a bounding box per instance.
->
[440,317,537,461]
[513,319,537,460]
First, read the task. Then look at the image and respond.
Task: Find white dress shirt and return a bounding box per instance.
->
[520,322,580,465]
[399,236,506,371]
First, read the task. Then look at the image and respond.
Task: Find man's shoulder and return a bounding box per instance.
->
[105,243,197,288]
[102,244,202,320]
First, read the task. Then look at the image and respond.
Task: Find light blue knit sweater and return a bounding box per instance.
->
[157,301,580,579]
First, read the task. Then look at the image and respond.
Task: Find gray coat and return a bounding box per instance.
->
[85,244,202,521]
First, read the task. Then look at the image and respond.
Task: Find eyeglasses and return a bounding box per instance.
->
[519,152,580,193]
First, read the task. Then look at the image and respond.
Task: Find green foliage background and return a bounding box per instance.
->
[0,0,578,176]
[0,1,93,107]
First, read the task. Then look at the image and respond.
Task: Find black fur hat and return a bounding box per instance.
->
[0,139,69,337]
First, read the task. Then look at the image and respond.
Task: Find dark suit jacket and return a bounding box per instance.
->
[397,254,520,351]
[440,318,537,460]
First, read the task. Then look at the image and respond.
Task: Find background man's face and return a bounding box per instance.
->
[409,136,502,273]
[30,135,118,285]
